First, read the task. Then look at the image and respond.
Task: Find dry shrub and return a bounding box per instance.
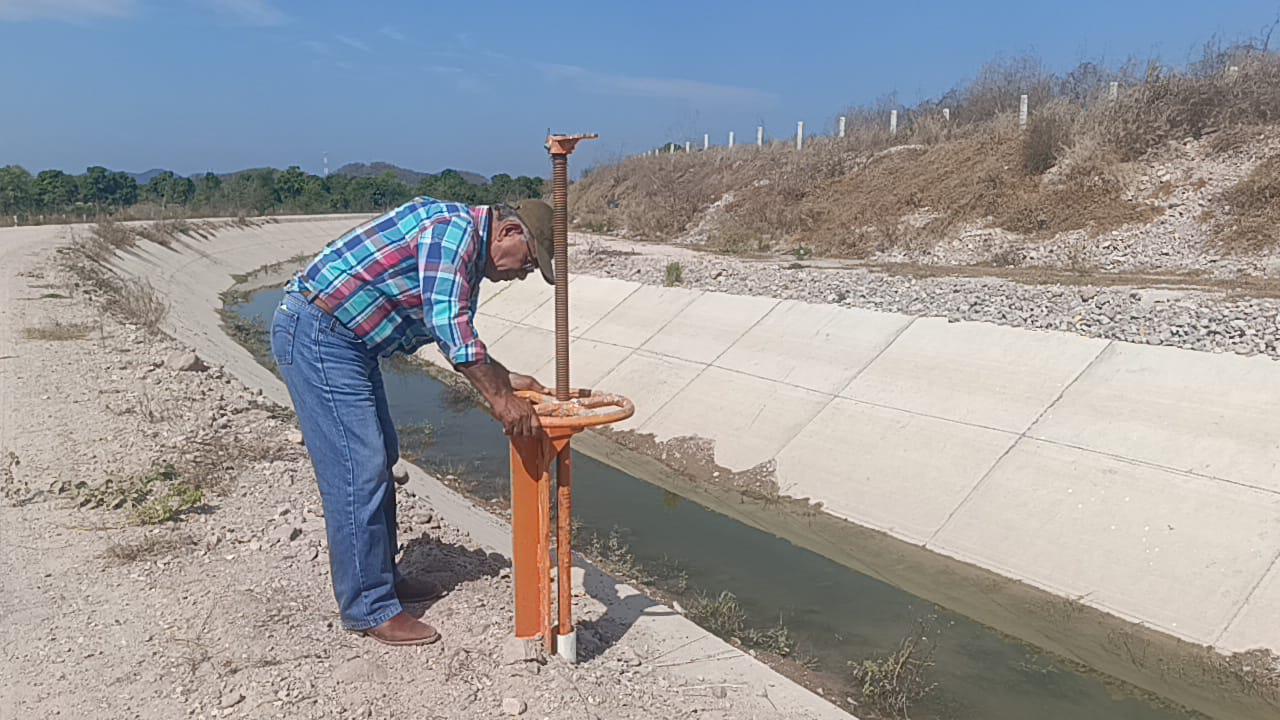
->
[22,321,94,341]
[1215,154,1280,252]
[573,152,735,239]
[116,277,169,332]
[93,220,139,252]
[1023,100,1080,174]
[1090,54,1280,161]
[104,532,194,565]
[851,616,940,720]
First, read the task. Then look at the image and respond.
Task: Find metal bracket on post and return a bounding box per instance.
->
[508,132,633,665]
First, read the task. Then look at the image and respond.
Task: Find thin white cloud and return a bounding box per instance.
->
[426,65,489,95]
[0,0,135,22]
[380,26,405,41]
[535,62,775,106]
[303,40,329,55]
[336,34,370,53]
[201,0,287,26]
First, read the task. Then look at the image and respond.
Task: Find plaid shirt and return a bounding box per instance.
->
[287,197,491,365]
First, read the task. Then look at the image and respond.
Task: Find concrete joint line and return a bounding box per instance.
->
[1216,545,1280,646]
[1023,340,1116,438]
[927,340,1115,544]
[636,296,781,435]
[569,282,643,339]
[772,315,920,471]
[1026,435,1280,497]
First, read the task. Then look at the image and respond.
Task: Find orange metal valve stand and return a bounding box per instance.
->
[509,390,634,657]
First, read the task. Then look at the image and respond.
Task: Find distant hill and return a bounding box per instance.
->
[128,168,170,185]
[335,162,489,186]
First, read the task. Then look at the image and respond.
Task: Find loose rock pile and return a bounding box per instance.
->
[572,242,1280,360]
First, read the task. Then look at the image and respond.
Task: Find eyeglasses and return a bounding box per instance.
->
[521,233,538,273]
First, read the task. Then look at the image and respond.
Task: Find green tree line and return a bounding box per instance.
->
[0,165,544,220]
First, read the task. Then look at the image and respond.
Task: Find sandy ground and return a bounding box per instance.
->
[0,231,844,719]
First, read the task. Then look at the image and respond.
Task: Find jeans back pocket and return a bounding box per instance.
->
[271,304,300,367]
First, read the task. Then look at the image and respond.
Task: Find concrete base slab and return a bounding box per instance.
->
[716,301,913,395]
[777,399,1019,544]
[532,339,633,391]
[640,367,829,471]
[520,276,639,335]
[843,318,1109,433]
[593,352,704,430]
[474,314,517,348]
[1030,342,1280,492]
[931,439,1280,644]
[477,277,554,323]
[580,285,701,348]
[1218,557,1280,652]
[485,324,555,376]
[640,292,778,364]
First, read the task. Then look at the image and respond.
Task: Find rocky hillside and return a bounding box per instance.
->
[572,51,1280,281]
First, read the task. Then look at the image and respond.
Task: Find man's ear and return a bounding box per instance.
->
[497,220,523,240]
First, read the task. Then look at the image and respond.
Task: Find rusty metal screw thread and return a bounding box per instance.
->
[552,153,570,402]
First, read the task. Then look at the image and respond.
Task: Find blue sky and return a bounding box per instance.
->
[0,0,1276,178]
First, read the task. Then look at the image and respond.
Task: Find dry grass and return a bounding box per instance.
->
[1215,154,1280,252]
[103,532,195,565]
[572,44,1280,263]
[22,321,94,341]
[114,277,169,332]
[851,616,940,720]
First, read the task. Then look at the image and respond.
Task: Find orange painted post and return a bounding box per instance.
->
[555,438,574,644]
[504,133,634,663]
[510,435,544,640]
[537,442,554,654]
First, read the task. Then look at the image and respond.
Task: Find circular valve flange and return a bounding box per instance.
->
[516,389,634,429]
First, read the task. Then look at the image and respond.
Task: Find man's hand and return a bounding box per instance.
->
[492,394,542,436]
[509,373,549,394]
[458,359,544,436]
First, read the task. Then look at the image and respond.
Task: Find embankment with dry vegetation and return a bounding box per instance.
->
[572,45,1280,279]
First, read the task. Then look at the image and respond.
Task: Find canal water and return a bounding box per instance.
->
[229,285,1202,720]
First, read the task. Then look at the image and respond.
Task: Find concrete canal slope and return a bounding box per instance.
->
[50,217,847,720]
[470,272,1280,657]
[94,216,1280,654]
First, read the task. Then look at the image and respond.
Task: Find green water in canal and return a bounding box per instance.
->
[229,285,1202,720]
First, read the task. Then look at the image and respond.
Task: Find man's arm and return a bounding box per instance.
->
[417,216,541,436]
[457,361,541,436]
[488,358,550,394]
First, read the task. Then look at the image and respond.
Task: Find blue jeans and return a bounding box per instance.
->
[270,291,403,631]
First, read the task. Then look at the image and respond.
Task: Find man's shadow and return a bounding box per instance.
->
[395,533,507,615]
[396,532,677,661]
[569,555,680,662]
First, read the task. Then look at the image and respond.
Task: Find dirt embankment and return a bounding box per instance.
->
[572,52,1280,282]
[0,236,824,719]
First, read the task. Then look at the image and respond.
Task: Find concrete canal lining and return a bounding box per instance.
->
[82,216,1280,663]
[466,238,1280,660]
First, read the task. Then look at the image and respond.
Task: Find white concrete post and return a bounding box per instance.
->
[889,110,898,136]
[1019,94,1029,129]
[684,141,691,153]
[942,107,950,122]
[796,121,804,150]
[728,131,735,148]
[838,116,847,138]
[703,133,709,151]
[1109,81,1119,100]
[757,126,764,147]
